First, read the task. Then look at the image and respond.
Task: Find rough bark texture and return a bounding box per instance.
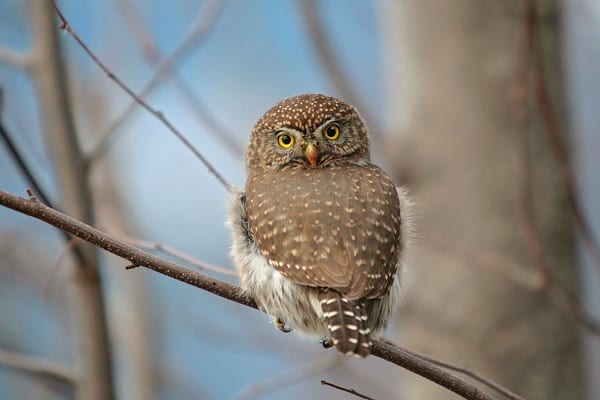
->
[381,1,582,399]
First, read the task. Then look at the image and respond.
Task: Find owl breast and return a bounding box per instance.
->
[245,163,401,300]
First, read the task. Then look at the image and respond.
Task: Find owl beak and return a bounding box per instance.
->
[303,142,320,167]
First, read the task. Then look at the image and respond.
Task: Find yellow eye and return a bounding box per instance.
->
[324,123,340,140]
[277,133,295,148]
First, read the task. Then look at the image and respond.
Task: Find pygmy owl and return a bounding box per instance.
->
[229,93,410,357]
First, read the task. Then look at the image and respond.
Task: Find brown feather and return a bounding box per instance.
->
[245,163,401,300]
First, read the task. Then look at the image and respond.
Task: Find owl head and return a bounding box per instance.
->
[246,94,371,171]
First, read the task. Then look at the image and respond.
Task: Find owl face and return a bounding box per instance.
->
[246,94,371,171]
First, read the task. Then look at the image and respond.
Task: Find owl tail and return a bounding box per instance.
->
[318,290,372,357]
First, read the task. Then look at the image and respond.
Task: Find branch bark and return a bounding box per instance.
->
[0,189,497,400]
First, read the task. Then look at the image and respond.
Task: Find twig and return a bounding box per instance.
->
[0,122,52,205]
[509,0,600,336]
[433,240,600,335]
[0,48,31,69]
[0,189,255,307]
[44,236,80,300]
[528,0,600,276]
[90,0,229,160]
[389,341,526,400]
[109,0,160,63]
[235,354,343,400]
[0,347,76,385]
[110,0,243,156]
[321,380,374,400]
[0,189,498,400]
[0,102,88,275]
[512,0,546,287]
[47,0,232,192]
[109,230,237,277]
[370,339,494,400]
[297,0,372,126]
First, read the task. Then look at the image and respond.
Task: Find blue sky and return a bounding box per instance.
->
[0,1,388,399]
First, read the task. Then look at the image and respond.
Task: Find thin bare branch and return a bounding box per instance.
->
[0,47,31,69]
[0,120,53,207]
[509,0,600,336]
[433,241,600,335]
[0,189,499,400]
[0,189,255,306]
[47,0,231,191]
[511,0,546,287]
[0,347,76,385]
[392,342,526,400]
[528,0,600,276]
[235,354,343,400]
[111,0,243,156]
[0,117,89,265]
[297,0,372,126]
[370,339,495,400]
[109,230,237,277]
[109,0,160,63]
[321,380,374,400]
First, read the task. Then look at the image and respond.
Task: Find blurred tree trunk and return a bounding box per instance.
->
[29,2,115,399]
[381,1,582,398]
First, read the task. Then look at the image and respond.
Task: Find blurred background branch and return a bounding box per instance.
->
[0,347,75,385]
[27,1,115,398]
[87,0,231,163]
[0,189,498,400]
[0,0,598,398]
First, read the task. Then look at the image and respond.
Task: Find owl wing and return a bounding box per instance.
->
[245,164,402,300]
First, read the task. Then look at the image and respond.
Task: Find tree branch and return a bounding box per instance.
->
[0,347,75,385]
[528,0,600,276]
[110,0,243,157]
[397,343,526,400]
[108,230,237,277]
[234,354,343,400]
[0,189,499,400]
[29,2,115,398]
[321,379,374,400]
[0,47,31,70]
[297,0,373,126]
[69,0,234,192]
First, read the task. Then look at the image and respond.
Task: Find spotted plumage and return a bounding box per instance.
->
[229,93,410,357]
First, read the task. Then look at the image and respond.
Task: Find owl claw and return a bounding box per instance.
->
[321,338,334,349]
[274,317,291,333]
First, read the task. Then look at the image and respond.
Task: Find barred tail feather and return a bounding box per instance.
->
[318,290,372,357]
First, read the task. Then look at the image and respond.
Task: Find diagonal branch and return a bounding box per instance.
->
[528,0,600,276]
[396,342,526,400]
[0,189,497,400]
[321,379,374,400]
[234,354,343,400]
[297,0,372,126]
[46,0,232,191]
[108,230,237,277]
[509,0,600,337]
[0,347,75,385]
[0,47,31,70]
[110,0,243,157]
[85,0,233,164]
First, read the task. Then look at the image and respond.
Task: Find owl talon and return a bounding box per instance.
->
[274,317,291,333]
[321,338,334,349]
